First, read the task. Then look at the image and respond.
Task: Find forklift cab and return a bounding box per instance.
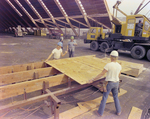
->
[134,18,143,36]
[86,27,105,40]
[112,15,150,38]
[125,15,150,37]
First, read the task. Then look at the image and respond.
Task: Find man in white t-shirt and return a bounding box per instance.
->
[45,42,67,61]
[88,50,122,116]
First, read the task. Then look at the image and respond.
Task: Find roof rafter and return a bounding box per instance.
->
[0,21,8,29]
[87,16,110,29]
[54,19,78,28]
[25,0,51,33]
[0,7,17,28]
[5,0,22,17]
[1,1,29,32]
[14,0,40,29]
[36,20,55,28]
[37,0,63,33]
[103,0,112,28]
[54,0,78,36]
[75,0,91,27]
[68,17,88,28]
[45,20,68,28]
[41,13,109,21]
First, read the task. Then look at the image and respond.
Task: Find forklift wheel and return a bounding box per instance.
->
[131,46,146,59]
[90,41,99,51]
[100,42,110,53]
[146,49,150,61]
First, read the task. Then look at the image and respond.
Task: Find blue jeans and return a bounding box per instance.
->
[68,50,74,57]
[98,81,121,115]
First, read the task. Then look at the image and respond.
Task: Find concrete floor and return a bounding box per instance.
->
[0,33,150,119]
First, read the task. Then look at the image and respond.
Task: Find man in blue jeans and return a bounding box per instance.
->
[67,36,77,57]
[88,50,122,116]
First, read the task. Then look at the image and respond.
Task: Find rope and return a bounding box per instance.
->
[0,111,10,119]
[19,104,42,112]
[22,104,44,119]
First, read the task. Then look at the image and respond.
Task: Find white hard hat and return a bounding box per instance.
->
[110,50,119,57]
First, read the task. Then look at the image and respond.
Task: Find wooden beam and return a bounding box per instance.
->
[54,19,78,28]
[87,16,110,29]
[69,17,88,27]
[45,20,67,28]
[0,9,12,28]
[37,0,63,34]
[0,18,10,28]
[0,81,93,113]
[14,0,40,29]
[25,0,51,34]
[0,74,68,100]
[75,0,91,27]
[45,23,56,28]
[54,0,78,36]
[128,107,142,119]
[0,7,17,27]
[36,20,56,28]
[0,61,46,75]
[0,79,103,113]
[0,67,59,85]
[0,91,54,113]
[43,13,109,21]
[0,22,7,29]
[103,0,113,28]
[1,1,29,32]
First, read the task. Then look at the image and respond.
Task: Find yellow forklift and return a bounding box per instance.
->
[84,1,150,61]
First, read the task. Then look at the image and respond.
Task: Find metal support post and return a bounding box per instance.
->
[46,89,61,119]
[68,78,71,87]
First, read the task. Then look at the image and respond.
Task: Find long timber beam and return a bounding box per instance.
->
[0,79,102,113]
[0,67,59,85]
[0,62,46,74]
[0,74,68,100]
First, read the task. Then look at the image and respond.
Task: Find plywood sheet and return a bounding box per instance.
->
[46,56,106,85]
[128,106,142,119]
[46,56,143,85]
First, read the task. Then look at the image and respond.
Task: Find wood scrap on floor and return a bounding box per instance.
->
[128,106,142,119]
[48,88,127,119]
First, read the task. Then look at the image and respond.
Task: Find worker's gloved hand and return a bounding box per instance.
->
[87,79,94,84]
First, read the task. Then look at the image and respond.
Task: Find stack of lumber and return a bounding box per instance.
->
[0,55,144,118]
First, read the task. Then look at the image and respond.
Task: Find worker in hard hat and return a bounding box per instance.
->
[45,42,67,61]
[67,36,77,57]
[60,34,63,41]
[88,50,122,116]
[60,34,64,49]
